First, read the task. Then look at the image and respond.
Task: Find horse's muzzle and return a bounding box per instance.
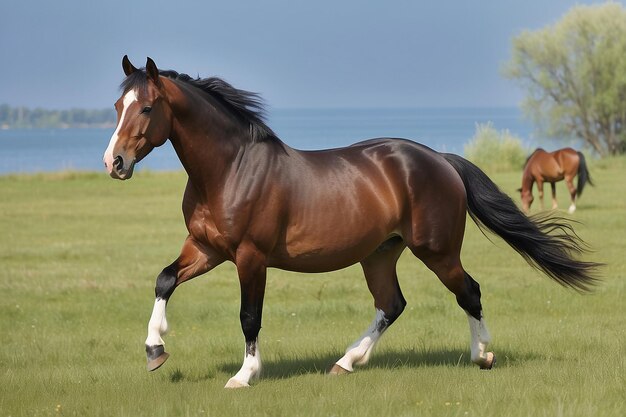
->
[107,154,136,180]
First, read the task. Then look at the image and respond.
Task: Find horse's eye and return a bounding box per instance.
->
[141,106,152,114]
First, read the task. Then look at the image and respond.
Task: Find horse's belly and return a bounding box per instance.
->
[539,170,564,182]
[268,247,376,273]
[268,227,394,273]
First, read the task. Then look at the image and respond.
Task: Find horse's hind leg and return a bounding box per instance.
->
[330,237,406,374]
[565,176,577,213]
[460,272,494,369]
[417,251,495,369]
[145,237,223,371]
[550,182,558,209]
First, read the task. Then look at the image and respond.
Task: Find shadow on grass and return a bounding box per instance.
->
[211,346,543,382]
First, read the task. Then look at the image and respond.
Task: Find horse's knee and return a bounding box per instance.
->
[455,272,483,321]
[155,265,177,300]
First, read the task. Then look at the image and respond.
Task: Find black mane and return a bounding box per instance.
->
[120,69,278,143]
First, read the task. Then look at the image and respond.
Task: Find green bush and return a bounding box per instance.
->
[464,122,528,173]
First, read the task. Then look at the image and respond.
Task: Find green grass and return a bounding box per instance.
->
[0,160,624,417]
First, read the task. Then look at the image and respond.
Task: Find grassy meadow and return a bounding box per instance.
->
[0,158,624,417]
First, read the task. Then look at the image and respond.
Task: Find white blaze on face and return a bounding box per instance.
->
[103,89,138,174]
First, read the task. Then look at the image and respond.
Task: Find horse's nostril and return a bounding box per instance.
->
[113,155,124,171]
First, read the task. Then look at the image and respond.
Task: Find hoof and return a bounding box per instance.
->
[480,352,496,370]
[328,363,351,375]
[146,345,170,372]
[224,378,250,389]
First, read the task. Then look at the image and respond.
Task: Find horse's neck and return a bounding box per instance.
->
[168,100,244,193]
[521,168,534,191]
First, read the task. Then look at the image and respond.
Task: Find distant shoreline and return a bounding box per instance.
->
[0,104,116,130]
[1,105,524,130]
[1,123,116,130]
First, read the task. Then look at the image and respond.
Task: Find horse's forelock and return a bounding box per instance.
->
[120,70,149,94]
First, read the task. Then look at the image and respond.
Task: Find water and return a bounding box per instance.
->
[0,107,538,175]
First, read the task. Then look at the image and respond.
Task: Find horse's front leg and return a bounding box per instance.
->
[225,243,267,388]
[145,236,224,371]
[537,180,545,210]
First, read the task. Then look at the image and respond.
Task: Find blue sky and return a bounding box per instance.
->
[0,0,618,110]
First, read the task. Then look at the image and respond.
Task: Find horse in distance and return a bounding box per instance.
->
[519,148,593,214]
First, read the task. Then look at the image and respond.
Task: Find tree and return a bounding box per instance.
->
[503,3,626,156]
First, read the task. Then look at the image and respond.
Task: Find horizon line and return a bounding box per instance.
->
[0,103,523,112]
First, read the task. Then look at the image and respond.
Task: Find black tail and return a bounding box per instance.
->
[576,151,593,197]
[443,153,599,291]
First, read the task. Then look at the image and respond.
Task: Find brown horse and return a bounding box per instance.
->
[519,148,593,214]
[103,56,598,388]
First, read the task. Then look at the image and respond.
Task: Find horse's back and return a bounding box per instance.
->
[296,137,465,202]
[289,137,462,194]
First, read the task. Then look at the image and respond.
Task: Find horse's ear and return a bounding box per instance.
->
[146,57,160,84]
[122,55,137,76]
